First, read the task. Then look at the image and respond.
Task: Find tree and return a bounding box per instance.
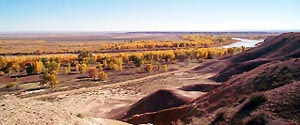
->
[75,61,80,73]
[111,63,119,71]
[109,57,123,71]
[0,57,7,70]
[95,62,103,71]
[79,63,88,73]
[129,53,143,67]
[88,67,98,80]
[227,48,235,55]
[33,60,44,74]
[119,53,129,63]
[42,70,59,87]
[61,67,69,75]
[66,63,71,73]
[102,59,108,68]
[206,51,214,59]
[6,61,20,74]
[144,64,153,72]
[78,50,91,62]
[26,64,34,75]
[99,71,108,81]
[175,50,188,62]
[44,60,60,73]
[163,64,168,72]
[134,58,143,67]
[162,51,175,62]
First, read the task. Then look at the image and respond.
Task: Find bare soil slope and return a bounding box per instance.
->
[122,33,300,125]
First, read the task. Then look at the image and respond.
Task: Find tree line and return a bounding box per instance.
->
[0,47,245,87]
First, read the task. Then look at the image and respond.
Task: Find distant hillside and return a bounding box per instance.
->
[0,31,278,41]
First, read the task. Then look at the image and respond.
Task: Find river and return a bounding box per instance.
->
[223,38,264,48]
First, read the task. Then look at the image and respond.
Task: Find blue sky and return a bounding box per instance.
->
[0,0,299,31]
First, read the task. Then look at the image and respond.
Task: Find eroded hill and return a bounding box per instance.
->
[120,32,300,125]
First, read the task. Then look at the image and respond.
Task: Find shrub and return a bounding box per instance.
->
[6,61,20,73]
[88,67,98,80]
[61,67,70,75]
[78,50,92,63]
[44,60,60,72]
[134,58,143,67]
[102,59,108,68]
[33,60,44,74]
[66,63,71,73]
[112,63,120,71]
[246,112,268,125]
[42,70,59,87]
[76,113,83,118]
[163,64,168,72]
[99,71,108,81]
[206,51,214,59]
[5,83,17,88]
[79,63,88,73]
[75,62,79,73]
[0,57,7,70]
[144,64,153,72]
[26,65,34,75]
[95,62,103,71]
[240,93,268,112]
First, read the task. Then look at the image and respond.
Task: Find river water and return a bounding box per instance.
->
[223,38,264,48]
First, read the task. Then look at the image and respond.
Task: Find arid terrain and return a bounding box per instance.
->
[1,32,300,125]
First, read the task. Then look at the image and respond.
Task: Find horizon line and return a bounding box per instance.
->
[0,29,300,34]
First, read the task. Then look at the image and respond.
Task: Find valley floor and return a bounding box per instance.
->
[1,62,218,125]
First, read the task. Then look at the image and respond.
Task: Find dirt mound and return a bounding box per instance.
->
[112,89,202,120]
[122,33,300,125]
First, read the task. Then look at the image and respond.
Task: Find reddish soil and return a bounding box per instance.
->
[119,33,300,125]
[111,89,202,120]
[211,32,300,82]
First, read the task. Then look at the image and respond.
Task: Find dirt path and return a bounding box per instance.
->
[25,63,201,100]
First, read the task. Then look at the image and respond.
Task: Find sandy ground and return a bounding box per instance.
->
[0,95,131,125]
[1,62,219,125]
[35,63,217,118]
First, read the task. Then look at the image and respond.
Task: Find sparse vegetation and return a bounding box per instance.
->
[246,112,268,125]
[42,70,59,87]
[98,71,108,81]
[0,34,246,99]
[88,67,98,80]
[163,64,168,72]
[240,93,268,113]
[79,63,88,74]
[144,64,154,72]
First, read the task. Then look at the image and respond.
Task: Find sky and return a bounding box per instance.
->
[0,0,299,32]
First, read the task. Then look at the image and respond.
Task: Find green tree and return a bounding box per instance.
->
[26,64,34,75]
